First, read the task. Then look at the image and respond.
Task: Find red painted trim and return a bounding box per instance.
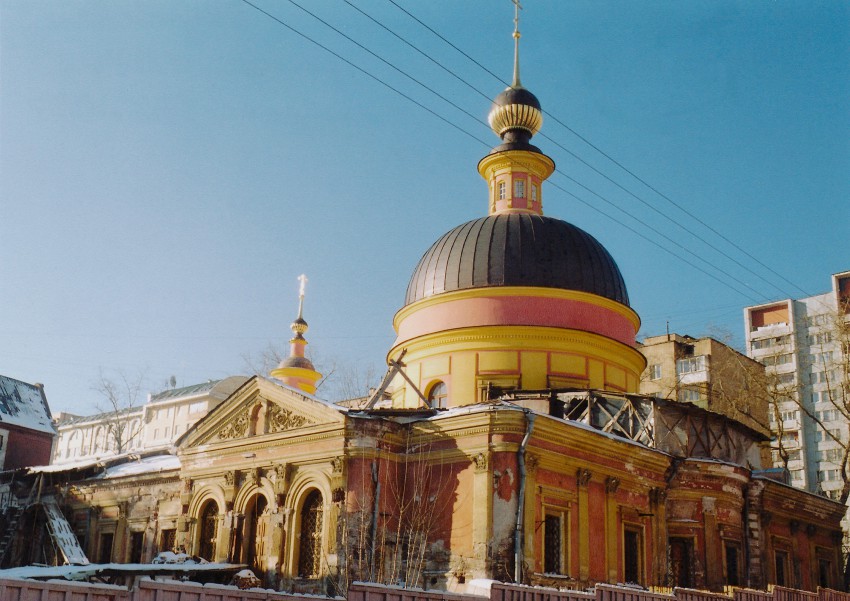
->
[396,295,637,347]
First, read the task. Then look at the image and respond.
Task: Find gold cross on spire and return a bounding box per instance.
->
[511,0,523,88]
[297,273,308,319]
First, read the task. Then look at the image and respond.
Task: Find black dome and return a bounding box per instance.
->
[405,213,629,307]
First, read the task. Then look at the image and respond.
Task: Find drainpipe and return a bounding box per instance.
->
[743,483,750,588]
[514,410,535,583]
[370,461,381,580]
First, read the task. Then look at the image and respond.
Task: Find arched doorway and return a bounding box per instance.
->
[243,493,268,571]
[298,490,323,578]
[198,500,219,561]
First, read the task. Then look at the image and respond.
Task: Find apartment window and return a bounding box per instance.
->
[811,352,834,366]
[763,353,793,367]
[752,335,790,350]
[790,469,804,482]
[623,526,643,584]
[820,469,841,482]
[780,410,799,422]
[807,314,829,327]
[818,448,842,463]
[816,409,840,422]
[815,429,841,443]
[678,387,702,403]
[648,364,662,380]
[543,513,565,575]
[676,356,706,375]
[498,181,506,200]
[809,332,833,345]
[189,401,205,413]
[776,373,796,385]
[514,179,526,198]
[780,431,799,446]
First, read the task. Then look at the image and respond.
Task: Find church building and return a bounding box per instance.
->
[0,16,844,597]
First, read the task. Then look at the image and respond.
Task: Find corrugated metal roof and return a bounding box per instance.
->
[149,379,220,402]
[0,375,56,434]
[405,214,629,306]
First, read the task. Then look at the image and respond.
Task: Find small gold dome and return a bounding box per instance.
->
[487,86,543,137]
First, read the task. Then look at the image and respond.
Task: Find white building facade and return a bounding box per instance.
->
[744,270,850,499]
[52,376,248,465]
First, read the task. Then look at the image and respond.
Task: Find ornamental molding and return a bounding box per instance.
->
[267,402,313,432]
[218,409,250,441]
[576,468,592,487]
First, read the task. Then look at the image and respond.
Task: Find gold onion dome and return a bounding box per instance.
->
[488,86,543,138]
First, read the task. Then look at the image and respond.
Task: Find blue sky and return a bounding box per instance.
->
[2,1,848,415]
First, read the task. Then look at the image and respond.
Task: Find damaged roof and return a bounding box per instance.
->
[0,375,55,435]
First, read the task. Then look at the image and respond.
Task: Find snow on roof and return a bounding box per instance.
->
[0,561,244,581]
[0,375,56,435]
[94,454,180,479]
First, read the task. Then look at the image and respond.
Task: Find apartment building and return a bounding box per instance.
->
[744,270,850,498]
[639,333,770,438]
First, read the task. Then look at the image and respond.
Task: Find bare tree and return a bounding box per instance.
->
[92,369,146,454]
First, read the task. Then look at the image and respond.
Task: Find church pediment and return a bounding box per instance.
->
[178,376,345,449]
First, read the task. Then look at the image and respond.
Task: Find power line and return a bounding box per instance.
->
[237,0,762,302]
[383,0,813,299]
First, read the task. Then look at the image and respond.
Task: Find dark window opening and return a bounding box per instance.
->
[129,531,144,564]
[298,490,323,578]
[669,537,693,588]
[543,514,562,574]
[725,543,740,587]
[198,501,219,562]
[245,494,268,571]
[98,532,114,564]
[819,558,833,589]
[160,529,176,553]
[624,527,642,584]
[775,550,788,586]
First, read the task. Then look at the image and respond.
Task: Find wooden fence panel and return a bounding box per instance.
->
[819,589,850,601]
[0,577,130,601]
[596,584,675,601]
[673,587,732,601]
[490,582,594,601]
[348,581,483,601]
[733,589,773,601]
[773,586,818,601]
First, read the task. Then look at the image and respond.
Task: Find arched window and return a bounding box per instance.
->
[244,494,268,571]
[428,381,448,409]
[198,501,219,561]
[298,490,323,578]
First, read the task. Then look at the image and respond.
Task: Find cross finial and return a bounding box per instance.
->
[297,274,308,319]
[511,0,523,88]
